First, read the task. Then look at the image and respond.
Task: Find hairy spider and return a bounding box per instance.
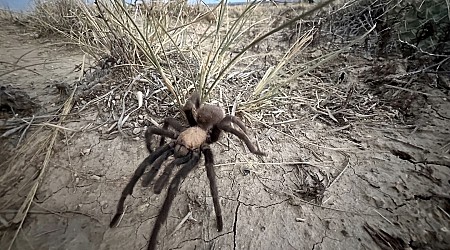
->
[110,92,265,250]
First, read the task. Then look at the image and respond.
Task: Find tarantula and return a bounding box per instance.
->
[110,92,265,250]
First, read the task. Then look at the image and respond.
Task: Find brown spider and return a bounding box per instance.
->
[110,92,265,250]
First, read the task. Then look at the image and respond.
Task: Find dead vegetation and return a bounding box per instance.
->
[0,0,449,249]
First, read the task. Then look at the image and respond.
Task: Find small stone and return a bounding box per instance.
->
[114,95,120,100]
[138,119,144,124]
[133,127,141,135]
[311,49,323,58]
[100,125,109,134]
[372,196,385,208]
[138,203,150,213]
[80,148,91,156]
[90,175,101,181]
[100,200,108,209]
[138,115,144,120]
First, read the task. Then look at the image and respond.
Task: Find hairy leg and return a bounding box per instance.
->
[153,152,192,194]
[221,115,248,134]
[207,126,222,143]
[202,145,223,231]
[110,143,174,228]
[217,116,265,156]
[141,149,174,187]
[158,118,186,147]
[182,91,201,126]
[145,127,178,153]
[147,151,201,250]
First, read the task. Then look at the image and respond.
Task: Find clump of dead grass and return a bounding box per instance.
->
[237,0,449,129]
[14,0,351,141]
[19,0,398,142]
[0,9,26,24]
[29,0,88,37]
[314,0,450,123]
[27,0,339,107]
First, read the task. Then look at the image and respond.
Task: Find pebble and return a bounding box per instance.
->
[90,175,101,181]
[138,203,150,213]
[372,196,385,208]
[80,148,91,156]
[133,127,141,134]
[311,49,323,58]
[99,200,108,208]
[100,125,109,134]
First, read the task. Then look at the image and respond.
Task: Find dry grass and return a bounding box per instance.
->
[25,0,340,107]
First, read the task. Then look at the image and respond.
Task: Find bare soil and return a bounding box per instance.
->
[1,21,449,250]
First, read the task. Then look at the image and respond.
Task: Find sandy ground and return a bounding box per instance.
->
[1,20,450,250]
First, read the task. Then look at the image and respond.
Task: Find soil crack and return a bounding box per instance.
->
[173,231,233,250]
[233,190,241,250]
[311,235,325,250]
[239,198,289,208]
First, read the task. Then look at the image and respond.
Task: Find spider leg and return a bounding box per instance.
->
[147,151,201,250]
[217,116,266,156]
[202,145,223,231]
[182,91,200,126]
[224,115,248,134]
[206,126,222,144]
[141,149,174,187]
[153,152,192,194]
[110,143,174,228]
[158,118,186,147]
[145,126,178,153]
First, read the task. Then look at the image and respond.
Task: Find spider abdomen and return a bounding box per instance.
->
[177,127,207,150]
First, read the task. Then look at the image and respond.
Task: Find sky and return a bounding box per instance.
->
[0,0,240,12]
[0,0,34,11]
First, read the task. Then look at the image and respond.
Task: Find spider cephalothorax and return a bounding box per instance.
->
[110,92,265,250]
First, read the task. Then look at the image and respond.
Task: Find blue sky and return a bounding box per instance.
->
[0,0,33,11]
[0,0,236,12]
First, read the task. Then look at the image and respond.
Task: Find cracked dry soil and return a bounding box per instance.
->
[1,22,450,250]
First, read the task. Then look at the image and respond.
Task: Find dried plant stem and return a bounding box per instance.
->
[7,85,77,250]
[206,0,337,98]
